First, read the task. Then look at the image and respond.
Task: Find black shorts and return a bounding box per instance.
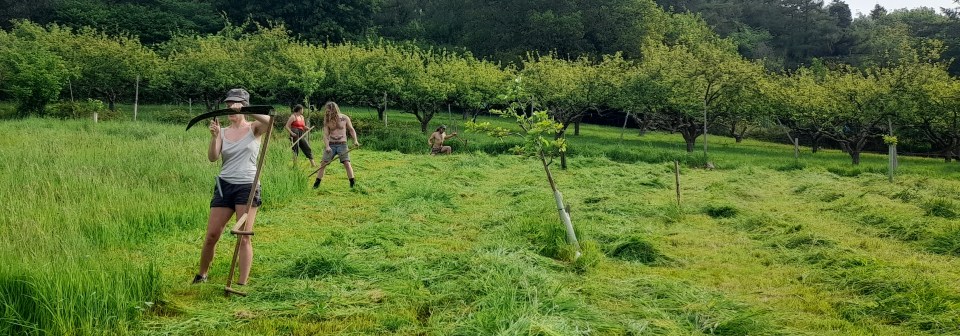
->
[211,177,262,209]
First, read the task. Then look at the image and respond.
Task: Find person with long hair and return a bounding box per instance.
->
[285,104,316,167]
[428,125,457,155]
[193,88,270,286]
[313,101,359,188]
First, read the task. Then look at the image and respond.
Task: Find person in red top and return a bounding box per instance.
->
[284,104,316,167]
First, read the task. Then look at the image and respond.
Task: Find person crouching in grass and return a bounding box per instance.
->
[429,125,457,155]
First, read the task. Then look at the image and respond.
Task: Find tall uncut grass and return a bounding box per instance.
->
[0,119,303,335]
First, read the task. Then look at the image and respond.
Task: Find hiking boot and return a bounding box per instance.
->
[191,274,207,284]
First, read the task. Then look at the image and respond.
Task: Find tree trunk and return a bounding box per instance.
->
[420,118,429,133]
[811,134,822,153]
[205,98,217,112]
[574,120,581,136]
[685,139,695,153]
[840,140,865,165]
[620,111,630,142]
[680,125,700,153]
[849,150,861,165]
[538,150,580,259]
[734,123,748,143]
[555,132,568,170]
[632,113,652,136]
[105,90,117,112]
[377,106,385,121]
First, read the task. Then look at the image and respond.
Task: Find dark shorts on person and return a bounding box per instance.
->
[322,142,350,163]
[431,146,442,154]
[211,177,262,209]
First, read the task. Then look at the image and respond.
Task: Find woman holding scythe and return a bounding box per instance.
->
[192,88,270,286]
[285,104,316,167]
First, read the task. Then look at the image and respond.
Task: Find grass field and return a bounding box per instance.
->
[2,105,960,335]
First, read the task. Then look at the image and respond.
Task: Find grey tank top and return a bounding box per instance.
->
[219,128,260,184]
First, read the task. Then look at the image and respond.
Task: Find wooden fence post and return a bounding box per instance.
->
[620,111,630,142]
[674,160,681,207]
[133,75,140,121]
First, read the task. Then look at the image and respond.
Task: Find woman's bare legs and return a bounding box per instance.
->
[198,207,234,277]
[234,205,257,285]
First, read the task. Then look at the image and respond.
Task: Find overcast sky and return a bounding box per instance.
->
[844,0,955,16]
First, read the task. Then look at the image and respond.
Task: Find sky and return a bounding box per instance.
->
[844,0,955,16]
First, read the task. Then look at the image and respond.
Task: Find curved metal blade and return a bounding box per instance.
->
[185,105,275,131]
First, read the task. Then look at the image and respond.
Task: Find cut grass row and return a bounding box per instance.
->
[1,107,959,334]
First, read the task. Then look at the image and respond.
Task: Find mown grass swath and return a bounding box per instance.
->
[2,109,960,335]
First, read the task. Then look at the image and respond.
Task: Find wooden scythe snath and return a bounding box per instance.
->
[186,105,277,297]
[306,146,360,178]
[289,126,315,150]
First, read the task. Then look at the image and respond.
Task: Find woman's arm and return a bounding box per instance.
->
[284,115,295,136]
[250,114,272,137]
[207,119,222,162]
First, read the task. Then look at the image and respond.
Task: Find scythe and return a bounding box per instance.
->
[186,105,276,297]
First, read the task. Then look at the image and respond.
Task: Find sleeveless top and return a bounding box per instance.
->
[219,127,259,185]
[291,115,306,130]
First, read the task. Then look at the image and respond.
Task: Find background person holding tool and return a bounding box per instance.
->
[193,88,270,286]
[313,101,360,188]
[428,125,457,155]
[285,104,315,167]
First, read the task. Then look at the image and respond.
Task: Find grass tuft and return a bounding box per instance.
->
[921,198,958,219]
[705,204,738,219]
[282,252,356,279]
[608,236,664,265]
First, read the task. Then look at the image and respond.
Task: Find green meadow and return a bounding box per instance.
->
[2,107,960,335]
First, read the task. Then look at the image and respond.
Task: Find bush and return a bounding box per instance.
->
[0,104,15,119]
[826,165,885,177]
[774,160,805,171]
[47,99,115,120]
[153,109,195,124]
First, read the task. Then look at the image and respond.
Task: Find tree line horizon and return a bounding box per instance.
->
[1,0,960,165]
